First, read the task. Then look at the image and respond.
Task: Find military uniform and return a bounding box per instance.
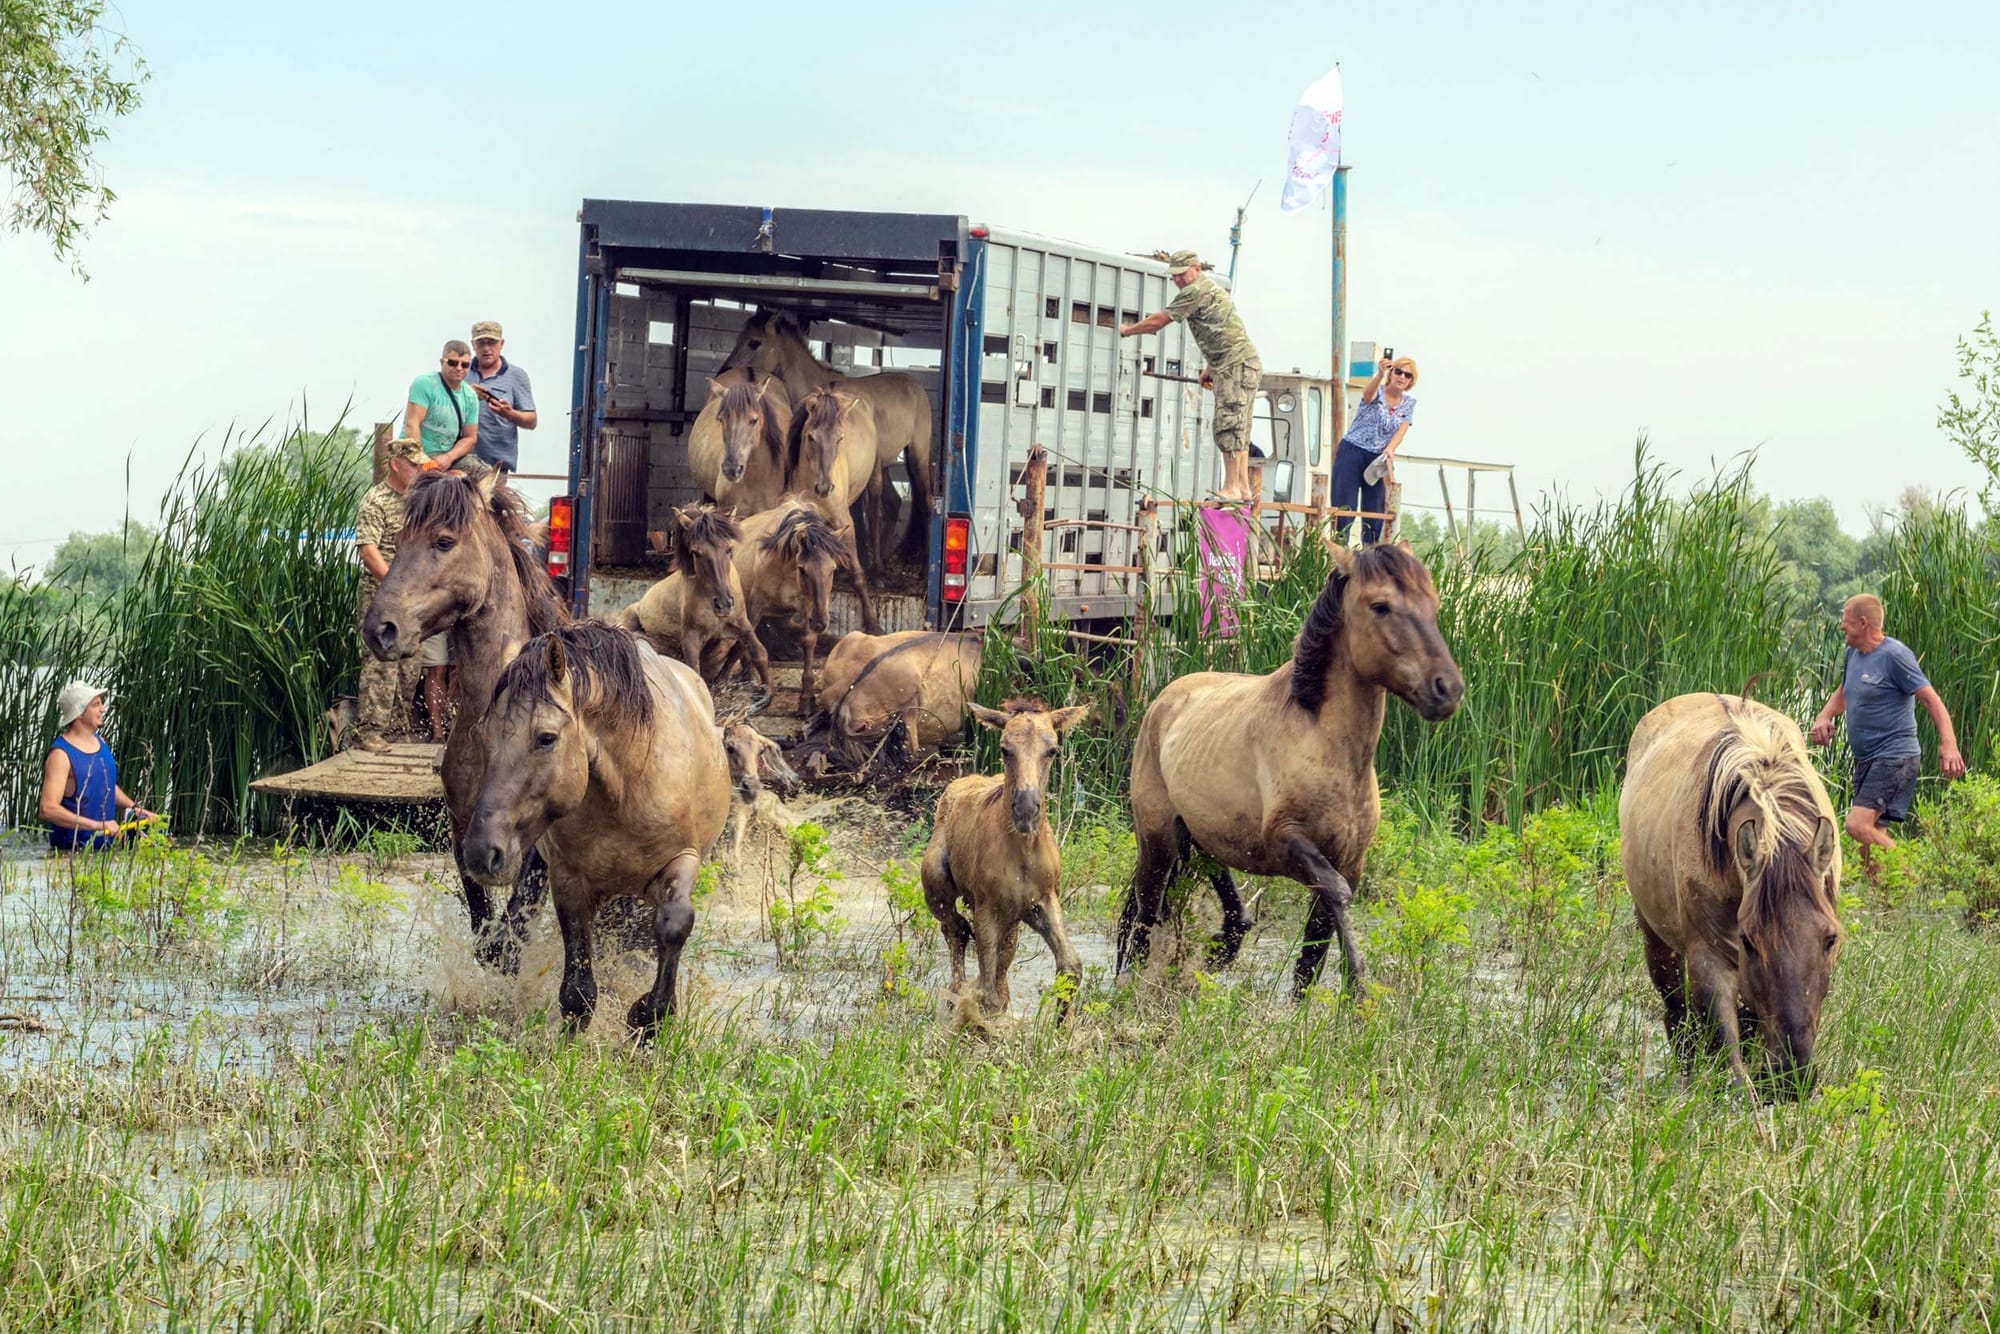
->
[354,479,420,747]
[1164,260,1261,456]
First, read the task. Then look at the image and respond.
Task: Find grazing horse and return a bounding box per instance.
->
[688,370,791,516]
[731,499,877,715]
[362,468,568,966]
[462,625,731,1037]
[807,630,983,772]
[721,310,935,563]
[1119,541,1464,997]
[788,386,892,570]
[921,699,1090,1019]
[1622,693,1844,1095]
[613,506,771,698]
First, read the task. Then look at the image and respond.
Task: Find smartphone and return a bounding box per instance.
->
[1383,345,1395,361]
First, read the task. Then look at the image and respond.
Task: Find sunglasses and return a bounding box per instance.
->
[1390,369,1413,377]
[443,358,470,367]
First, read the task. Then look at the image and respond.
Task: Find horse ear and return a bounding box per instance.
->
[1730,816,1761,878]
[1047,704,1092,735]
[705,376,726,399]
[474,465,501,506]
[1810,815,1838,878]
[1394,537,1415,555]
[546,632,568,686]
[968,702,1010,732]
[1322,536,1355,576]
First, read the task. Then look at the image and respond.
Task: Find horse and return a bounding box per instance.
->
[731,499,878,716]
[1118,540,1464,997]
[921,699,1090,1020]
[461,624,731,1037]
[788,386,894,570]
[1621,693,1844,1096]
[362,467,568,966]
[687,370,791,516]
[721,310,934,564]
[803,630,983,773]
[718,711,802,859]
[612,506,771,698]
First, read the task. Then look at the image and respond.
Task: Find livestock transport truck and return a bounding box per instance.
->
[554,199,1338,633]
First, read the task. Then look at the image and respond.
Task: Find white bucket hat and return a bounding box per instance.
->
[57,680,110,729]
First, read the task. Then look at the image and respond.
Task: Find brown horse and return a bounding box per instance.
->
[788,386,891,569]
[362,468,568,966]
[1621,693,1843,1095]
[731,499,877,715]
[721,310,934,563]
[921,699,1089,1019]
[1119,541,1463,997]
[613,506,771,698]
[807,630,982,772]
[688,370,792,516]
[462,624,731,1036]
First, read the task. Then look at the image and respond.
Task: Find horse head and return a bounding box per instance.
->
[712,374,785,484]
[365,467,518,660]
[769,506,841,635]
[969,698,1090,835]
[719,714,801,805]
[673,505,742,618]
[1299,539,1464,722]
[794,389,854,499]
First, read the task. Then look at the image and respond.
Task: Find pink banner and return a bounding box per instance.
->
[1197,507,1249,636]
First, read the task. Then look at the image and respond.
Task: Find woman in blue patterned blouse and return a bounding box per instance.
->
[1332,355,1418,544]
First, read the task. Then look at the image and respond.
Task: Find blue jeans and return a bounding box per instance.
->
[1331,439,1386,544]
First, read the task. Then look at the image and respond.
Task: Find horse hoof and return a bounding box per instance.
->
[625,997,668,1038]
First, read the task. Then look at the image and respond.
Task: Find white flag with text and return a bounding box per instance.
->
[1280,67,1344,213]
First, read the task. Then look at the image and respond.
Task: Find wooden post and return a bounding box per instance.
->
[1385,477,1404,542]
[1017,445,1048,647]
[371,421,392,484]
[1133,497,1156,697]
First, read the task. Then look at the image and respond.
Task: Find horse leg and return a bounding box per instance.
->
[1687,965,1756,1095]
[628,852,699,1037]
[835,527,882,634]
[553,879,599,1035]
[1638,916,1697,1071]
[972,906,1006,1016]
[488,845,548,975]
[993,922,1021,1013]
[1280,832,1368,1000]
[1022,892,1083,1019]
[1118,810,1181,975]
[898,441,934,566]
[732,616,772,699]
[921,842,971,994]
[1206,863,1250,967]
[868,471,888,572]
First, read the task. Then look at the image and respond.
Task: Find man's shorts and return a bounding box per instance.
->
[1852,753,1920,822]
[1210,360,1261,455]
[420,632,451,668]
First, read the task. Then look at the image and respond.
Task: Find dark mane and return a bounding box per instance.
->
[761,505,846,563]
[1696,710,1835,950]
[401,470,568,635]
[1289,544,1430,716]
[673,506,742,579]
[718,376,789,468]
[493,622,654,728]
[1001,696,1048,715]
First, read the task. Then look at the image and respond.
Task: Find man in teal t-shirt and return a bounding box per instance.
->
[404,340,481,467]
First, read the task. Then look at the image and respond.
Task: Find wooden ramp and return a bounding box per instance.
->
[250,743,445,804]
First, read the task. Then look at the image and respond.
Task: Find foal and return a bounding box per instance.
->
[920,699,1089,1019]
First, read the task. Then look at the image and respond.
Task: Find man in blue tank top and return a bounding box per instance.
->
[38,681,155,851]
[1809,594,1967,878]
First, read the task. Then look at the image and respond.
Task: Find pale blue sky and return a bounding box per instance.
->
[4,0,1996,569]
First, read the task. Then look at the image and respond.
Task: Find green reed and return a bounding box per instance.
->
[0,580,118,827]
[1873,500,2000,777]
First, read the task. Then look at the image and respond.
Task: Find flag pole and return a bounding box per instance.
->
[1330,163,1349,453]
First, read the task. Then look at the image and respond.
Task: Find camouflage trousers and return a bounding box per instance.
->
[1210,359,1261,455]
[356,635,420,743]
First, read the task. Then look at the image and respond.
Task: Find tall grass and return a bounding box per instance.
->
[1873,501,2000,776]
[0,582,117,827]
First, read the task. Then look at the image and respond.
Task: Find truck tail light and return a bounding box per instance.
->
[942,515,969,603]
[546,497,573,579]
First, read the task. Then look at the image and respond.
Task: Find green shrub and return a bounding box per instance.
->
[1908,774,2000,924]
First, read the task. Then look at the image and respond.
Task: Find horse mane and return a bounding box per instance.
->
[1697,705,1834,949]
[786,388,844,477]
[493,621,655,729]
[402,470,568,635]
[1001,696,1048,715]
[1288,544,1431,717]
[673,506,742,579]
[718,376,789,468]
[761,504,845,563]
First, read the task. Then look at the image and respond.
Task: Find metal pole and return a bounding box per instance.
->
[1330,166,1349,453]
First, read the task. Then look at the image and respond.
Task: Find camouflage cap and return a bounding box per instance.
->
[384,436,425,464]
[470,319,503,341]
[1157,249,1203,271]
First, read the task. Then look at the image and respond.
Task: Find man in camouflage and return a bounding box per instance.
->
[352,437,426,753]
[1120,249,1262,502]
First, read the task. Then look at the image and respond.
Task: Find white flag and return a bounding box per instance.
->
[1280,67,1344,213]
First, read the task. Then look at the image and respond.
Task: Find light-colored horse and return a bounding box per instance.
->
[721,310,934,563]
[805,630,982,773]
[922,699,1090,1020]
[688,370,792,516]
[1621,693,1843,1095]
[362,468,568,967]
[788,386,894,568]
[1119,541,1464,997]
[462,624,731,1037]
[733,498,878,715]
[613,506,772,698]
